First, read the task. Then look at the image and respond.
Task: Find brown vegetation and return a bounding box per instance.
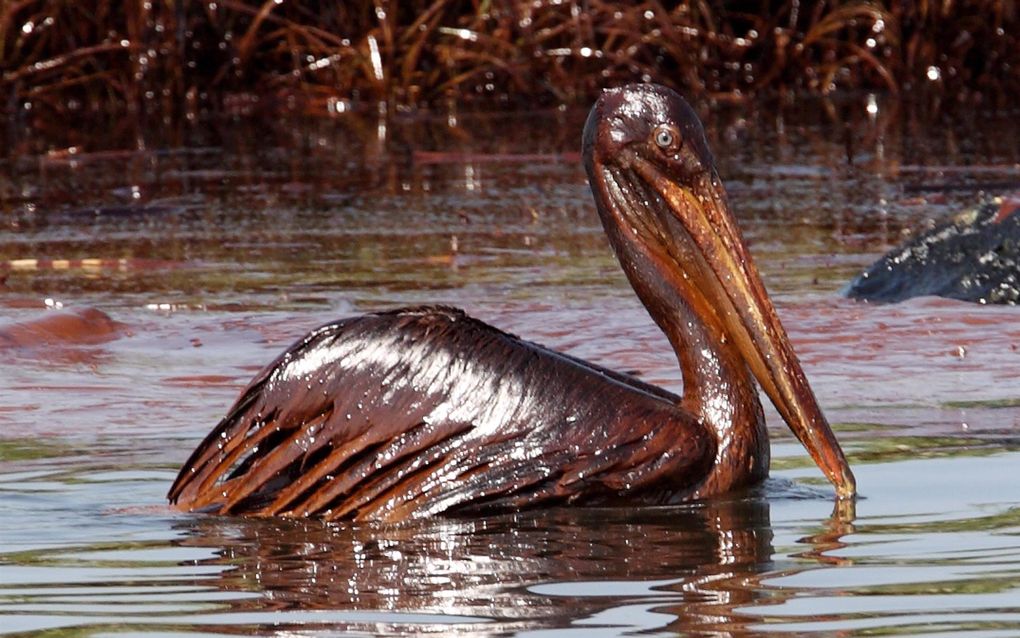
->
[1,0,1018,119]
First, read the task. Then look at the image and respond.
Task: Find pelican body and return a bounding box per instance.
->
[169,84,855,522]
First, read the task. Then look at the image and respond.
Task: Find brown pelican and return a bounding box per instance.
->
[169,84,856,522]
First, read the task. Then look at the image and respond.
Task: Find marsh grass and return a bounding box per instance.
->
[1,0,1017,121]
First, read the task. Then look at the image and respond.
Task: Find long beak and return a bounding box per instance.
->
[633,159,857,499]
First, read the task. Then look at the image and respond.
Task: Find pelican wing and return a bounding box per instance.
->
[169,306,712,521]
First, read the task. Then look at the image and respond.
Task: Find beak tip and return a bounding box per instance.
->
[834,469,857,500]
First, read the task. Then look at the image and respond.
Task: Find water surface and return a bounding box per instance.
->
[2,98,1019,636]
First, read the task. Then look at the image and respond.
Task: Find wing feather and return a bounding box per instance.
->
[283,419,474,518]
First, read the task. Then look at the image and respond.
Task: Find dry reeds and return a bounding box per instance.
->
[1,0,1018,119]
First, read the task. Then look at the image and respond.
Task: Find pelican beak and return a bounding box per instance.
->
[634,161,856,499]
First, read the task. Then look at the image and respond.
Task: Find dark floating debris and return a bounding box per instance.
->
[845,196,1020,305]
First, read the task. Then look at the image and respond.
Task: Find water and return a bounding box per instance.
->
[2,98,1020,636]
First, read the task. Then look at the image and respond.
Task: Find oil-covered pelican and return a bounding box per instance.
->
[169,84,856,522]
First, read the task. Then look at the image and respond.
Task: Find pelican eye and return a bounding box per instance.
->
[653,125,679,152]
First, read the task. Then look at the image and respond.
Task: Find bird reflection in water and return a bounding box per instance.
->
[171,497,855,635]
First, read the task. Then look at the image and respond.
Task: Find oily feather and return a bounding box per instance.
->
[169,306,713,521]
